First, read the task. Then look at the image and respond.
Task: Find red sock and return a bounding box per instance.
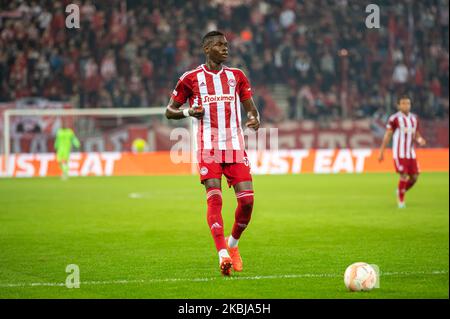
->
[406,179,417,191]
[231,190,254,240]
[398,179,408,202]
[206,188,226,252]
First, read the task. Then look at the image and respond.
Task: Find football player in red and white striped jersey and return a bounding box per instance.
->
[166,31,260,276]
[378,95,427,208]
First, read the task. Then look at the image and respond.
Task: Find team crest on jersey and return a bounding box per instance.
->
[200,82,206,87]
[200,166,209,175]
[228,79,236,87]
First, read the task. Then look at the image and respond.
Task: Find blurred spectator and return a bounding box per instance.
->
[392,62,409,85]
[0,0,447,122]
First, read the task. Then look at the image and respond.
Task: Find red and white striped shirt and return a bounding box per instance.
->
[171,64,252,153]
[387,111,420,159]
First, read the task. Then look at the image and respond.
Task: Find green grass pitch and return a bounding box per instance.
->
[0,173,448,298]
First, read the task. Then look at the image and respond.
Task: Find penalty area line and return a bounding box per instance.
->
[0,270,447,288]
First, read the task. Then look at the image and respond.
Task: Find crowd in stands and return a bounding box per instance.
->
[0,0,448,121]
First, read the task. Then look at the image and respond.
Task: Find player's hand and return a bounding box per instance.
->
[189,107,204,119]
[245,115,260,131]
[378,152,384,163]
[417,137,426,146]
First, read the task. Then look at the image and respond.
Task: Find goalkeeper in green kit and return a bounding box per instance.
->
[54,125,80,180]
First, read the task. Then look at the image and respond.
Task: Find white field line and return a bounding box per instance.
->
[0,270,447,288]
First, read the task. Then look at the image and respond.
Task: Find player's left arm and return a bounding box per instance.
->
[415,118,426,146]
[242,98,260,131]
[238,70,260,131]
[415,131,426,146]
[71,131,81,149]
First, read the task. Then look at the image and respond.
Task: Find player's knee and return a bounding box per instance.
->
[206,188,222,208]
[237,191,254,213]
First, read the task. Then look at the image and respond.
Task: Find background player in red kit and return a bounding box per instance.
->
[165,31,260,276]
[378,95,427,208]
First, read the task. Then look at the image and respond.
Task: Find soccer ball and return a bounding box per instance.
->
[344,262,377,292]
[132,138,147,153]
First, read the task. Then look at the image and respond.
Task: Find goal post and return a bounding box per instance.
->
[1,107,197,175]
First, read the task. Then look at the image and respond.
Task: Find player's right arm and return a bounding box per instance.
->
[165,97,204,120]
[378,128,393,162]
[54,131,59,151]
[165,77,204,120]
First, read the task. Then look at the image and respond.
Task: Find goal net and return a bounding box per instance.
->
[1,107,196,177]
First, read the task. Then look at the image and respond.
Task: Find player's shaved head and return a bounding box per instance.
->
[202,30,228,64]
[202,30,225,48]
